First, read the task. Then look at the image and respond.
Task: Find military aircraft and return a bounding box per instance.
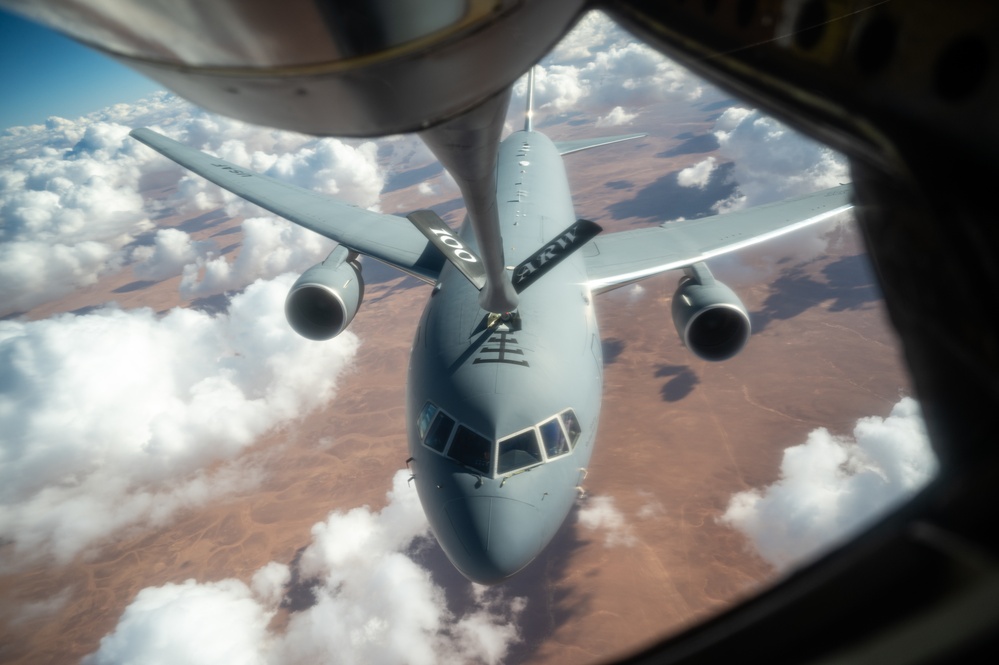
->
[7,0,997,658]
[130,70,851,584]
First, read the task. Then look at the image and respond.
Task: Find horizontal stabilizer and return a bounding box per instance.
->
[513,219,602,293]
[554,133,647,156]
[407,209,486,289]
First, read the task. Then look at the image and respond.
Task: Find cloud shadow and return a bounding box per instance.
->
[178,208,229,234]
[281,546,318,613]
[607,162,736,221]
[656,133,720,158]
[383,162,445,194]
[602,338,626,365]
[655,364,699,402]
[187,293,232,316]
[753,254,882,332]
[114,280,158,294]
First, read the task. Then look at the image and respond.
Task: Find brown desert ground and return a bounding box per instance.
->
[0,98,912,664]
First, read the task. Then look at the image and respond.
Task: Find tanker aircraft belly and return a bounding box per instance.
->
[130,82,853,584]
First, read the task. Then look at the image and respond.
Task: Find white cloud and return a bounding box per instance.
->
[721,397,937,571]
[130,227,204,281]
[596,106,638,127]
[0,95,388,314]
[0,274,359,565]
[577,495,637,547]
[636,491,666,520]
[86,471,526,665]
[0,121,154,315]
[677,156,717,189]
[711,107,849,210]
[510,11,706,121]
[84,578,273,665]
[178,216,334,299]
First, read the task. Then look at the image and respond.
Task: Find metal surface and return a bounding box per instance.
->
[0,0,587,136]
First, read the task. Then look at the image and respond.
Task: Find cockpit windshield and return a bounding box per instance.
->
[497,429,543,474]
[425,411,455,452]
[448,425,492,474]
[416,402,582,477]
[539,417,569,458]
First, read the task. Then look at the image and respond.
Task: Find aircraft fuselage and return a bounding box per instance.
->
[406,130,602,583]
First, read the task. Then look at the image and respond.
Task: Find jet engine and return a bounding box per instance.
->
[671,262,751,362]
[285,246,364,341]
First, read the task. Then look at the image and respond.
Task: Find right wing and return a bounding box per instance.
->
[554,133,647,156]
[130,128,444,283]
[584,185,853,292]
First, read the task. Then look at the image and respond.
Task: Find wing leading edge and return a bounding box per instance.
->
[553,133,647,156]
[129,128,444,283]
[584,185,853,292]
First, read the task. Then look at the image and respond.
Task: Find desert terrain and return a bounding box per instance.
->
[0,95,912,664]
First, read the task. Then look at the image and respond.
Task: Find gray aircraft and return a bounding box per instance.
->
[130,71,851,584]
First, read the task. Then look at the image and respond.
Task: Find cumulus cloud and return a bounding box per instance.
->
[86,471,526,665]
[0,120,154,315]
[596,106,638,127]
[139,115,386,297]
[130,227,205,281]
[721,397,937,571]
[84,578,273,665]
[0,274,359,565]
[510,11,705,122]
[677,156,718,189]
[578,495,637,547]
[178,217,334,299]
[0,94,388,314]
[711,107,849,211]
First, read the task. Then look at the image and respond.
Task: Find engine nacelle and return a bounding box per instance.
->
[671,263,751,362]
[285,246,364,341]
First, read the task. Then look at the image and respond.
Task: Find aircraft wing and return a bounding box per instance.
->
[129,128,444,283]
[584,184,853,292]
[554,133,647,156]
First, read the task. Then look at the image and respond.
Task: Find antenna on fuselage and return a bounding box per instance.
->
[525,67,535,133]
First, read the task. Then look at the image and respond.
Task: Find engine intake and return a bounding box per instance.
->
[285,246,364,340]
[671,263,751,362]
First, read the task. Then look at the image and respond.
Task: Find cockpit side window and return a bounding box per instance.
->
[417,402,437,441]
[497,429,543,474]
[539,417,569,459]
[448,425,492,474]
[425,411,455,452]
[561,409,581,448]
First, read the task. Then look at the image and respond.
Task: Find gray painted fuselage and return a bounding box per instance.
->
[407,130,602,584]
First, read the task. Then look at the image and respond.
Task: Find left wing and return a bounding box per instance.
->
[130,128,444,283]
[584,185,853,292]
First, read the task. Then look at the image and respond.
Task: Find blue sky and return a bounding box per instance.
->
[0,8,163,130]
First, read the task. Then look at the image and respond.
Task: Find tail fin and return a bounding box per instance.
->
[524,67,535,132]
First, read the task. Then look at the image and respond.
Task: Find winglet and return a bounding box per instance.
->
[525,67,535,133]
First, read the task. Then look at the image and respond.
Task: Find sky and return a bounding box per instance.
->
[0,9,938,663]
[0,8,162,130]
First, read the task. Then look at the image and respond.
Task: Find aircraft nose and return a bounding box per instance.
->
[442,496,543,584]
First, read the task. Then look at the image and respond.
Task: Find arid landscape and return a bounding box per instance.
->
[0,89,914,664]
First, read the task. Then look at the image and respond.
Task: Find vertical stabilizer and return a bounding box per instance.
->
[525,67,535,132]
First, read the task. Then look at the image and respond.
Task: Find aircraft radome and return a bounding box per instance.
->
[129,71,852,584]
